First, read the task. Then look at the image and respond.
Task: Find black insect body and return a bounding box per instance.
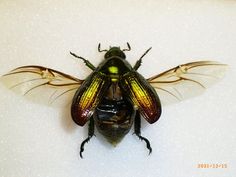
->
[1,43,227,158]
[70,45,161,157]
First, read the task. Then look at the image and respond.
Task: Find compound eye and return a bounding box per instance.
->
[105,53,111,59]
[120,53,126,59]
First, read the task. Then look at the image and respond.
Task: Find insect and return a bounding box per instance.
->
[1,43,227,158]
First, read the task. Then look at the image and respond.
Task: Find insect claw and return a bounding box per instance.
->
[98,43,108,52]
[80,151,84,159]
[135,134,152,154]
[122,42,131,51]
[149,149,152,155]
[98,43,101,52]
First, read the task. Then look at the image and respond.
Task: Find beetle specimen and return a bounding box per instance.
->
[1,43,227,158]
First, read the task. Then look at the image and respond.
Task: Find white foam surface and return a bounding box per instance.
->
[0,1,235,177]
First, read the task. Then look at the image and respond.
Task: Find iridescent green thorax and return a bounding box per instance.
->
[108,66,118,74]
[108,66,118,82]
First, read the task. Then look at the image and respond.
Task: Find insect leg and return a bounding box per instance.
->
[133,47,152,71]
[122,42,131,51]
[79,117,95,158]
[98,43,108,52]
[134,112,152,154]
[70,51,96,70]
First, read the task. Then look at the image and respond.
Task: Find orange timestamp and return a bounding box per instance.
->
[197,163,228,169]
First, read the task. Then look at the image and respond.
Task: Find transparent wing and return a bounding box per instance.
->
[1,65,83,106]
[147,61,227,106]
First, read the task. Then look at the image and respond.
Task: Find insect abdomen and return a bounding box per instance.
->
[94,98,135,145]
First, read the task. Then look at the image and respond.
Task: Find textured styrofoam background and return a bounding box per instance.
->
[0,1,235,177]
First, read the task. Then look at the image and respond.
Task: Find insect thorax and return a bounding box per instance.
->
[93,57,135,144]
[98,56,132,73]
